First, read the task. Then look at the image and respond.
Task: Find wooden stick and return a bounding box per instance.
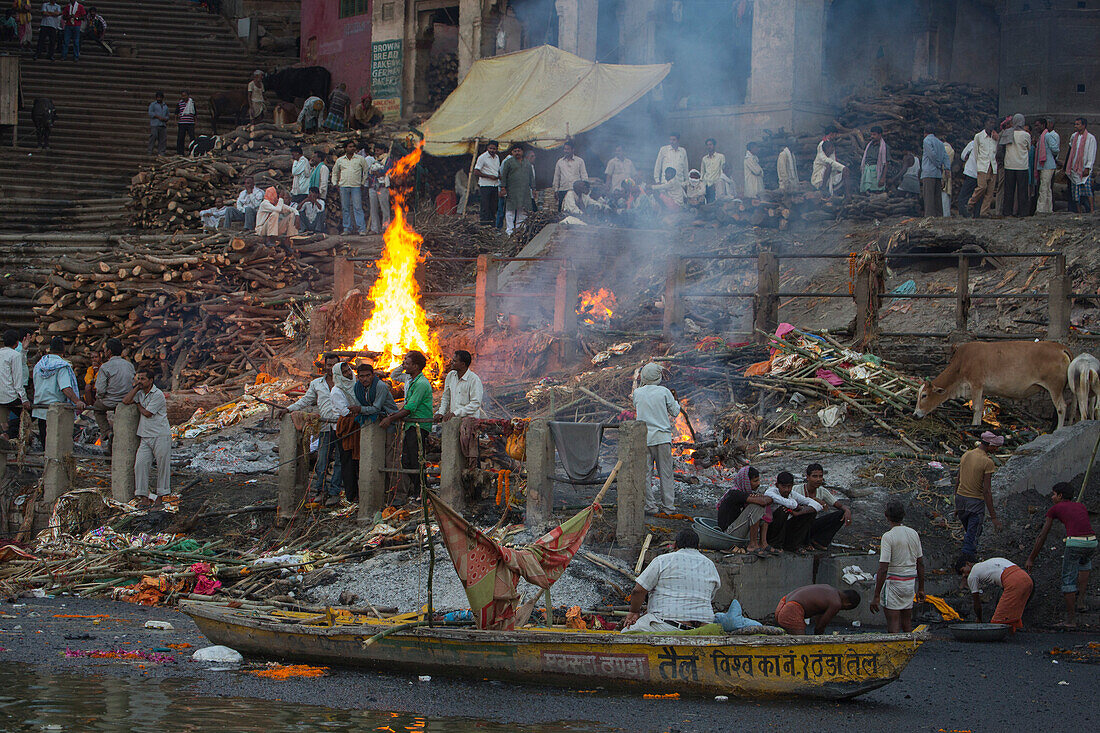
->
[577,386,629,415]
[592,460,623,506]
[634,533,653,575]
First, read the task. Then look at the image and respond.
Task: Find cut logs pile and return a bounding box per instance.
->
[32,232,339,389]
[426,52,459,108]
[127,123,408,230]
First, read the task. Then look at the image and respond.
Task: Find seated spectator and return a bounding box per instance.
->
[794,463,852,551]
[764,471,822,553]
[774,584,860,635]
[716,466,771,555]
[224,176,264,230]
[297,96,325,133]
[561,180,608,223]
[351,94,383,129]
[199,201,229,229]
[1,10,19,43]
[81,6,111,54]
[294,186,326,233]
[683,169,706,206]
[650,166,685,210]
[622,528,721,633]
[255,186,298,244]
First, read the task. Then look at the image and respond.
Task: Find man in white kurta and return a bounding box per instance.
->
[123,370,171,506]
[604,145,639,193]
[777,143,799,193]
[743,143,764,199]
[255,187,299,241]
[653,134,689,185]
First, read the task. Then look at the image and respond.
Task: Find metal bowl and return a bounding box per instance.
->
[948,623,1011,642]
[692,517,747,551]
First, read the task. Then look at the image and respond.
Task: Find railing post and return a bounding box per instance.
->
[438,418,465,511]
[277,413,307,523]
[43,404,74,504]
[553,260,578,335]
[111,403,139,502]
[524,417,554,528]
[955,254,970,334]
[663,256,686,339]
[754,250,779,342]
[358,422,388,522]
[474,254,498,336]
[333,255,355,302]
[615,420,648,547]
[1048,253,1070,341]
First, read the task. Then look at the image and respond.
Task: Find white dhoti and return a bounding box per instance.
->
[623,613,691,633]
[881,575,916,610]
[135,434,171,497]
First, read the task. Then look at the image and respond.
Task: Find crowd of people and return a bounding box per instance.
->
[0,331,170,509]
[3,2,112,60]
[625,361,1093,633]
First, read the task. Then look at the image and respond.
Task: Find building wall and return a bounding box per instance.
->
[301,0,374,101]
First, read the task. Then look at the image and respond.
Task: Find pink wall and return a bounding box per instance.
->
[301,0,373,101]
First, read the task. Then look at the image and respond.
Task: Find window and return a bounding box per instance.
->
[340,0,369,18]
[1079,84,1087,93]
[381,2,395,21]
[1021,85,1028,95]
[1078,1,1087,8]
[1022,2,1030,10]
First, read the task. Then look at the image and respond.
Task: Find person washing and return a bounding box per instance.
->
[631,362,680,516]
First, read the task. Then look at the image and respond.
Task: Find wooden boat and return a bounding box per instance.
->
[182,601,929,699]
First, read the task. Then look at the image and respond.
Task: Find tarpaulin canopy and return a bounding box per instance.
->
[421,45,671,156]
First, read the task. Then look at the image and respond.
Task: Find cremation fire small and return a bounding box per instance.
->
[577,288,617,325]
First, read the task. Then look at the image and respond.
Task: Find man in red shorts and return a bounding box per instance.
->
[774,584,860,635]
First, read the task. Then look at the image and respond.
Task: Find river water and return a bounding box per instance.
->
[0,664,614,733]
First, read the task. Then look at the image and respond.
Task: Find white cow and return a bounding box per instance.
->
[1068,353,1100,422]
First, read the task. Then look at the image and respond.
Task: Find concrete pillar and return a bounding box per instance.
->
[474,254,498,336]
[749,0,826,107]
[111,403,139,502]
[277,413,306,521]
[615,420,647,547]
[358,423,388,522]
[754,251,779,342]
[457,0,484,80]
[333,256,355,302]
[617,0,657,65]
[1048,254,1070,341]
[42,404,74,504]
[553,261,579,336]
[525,418,555,527]
[555,0,599,61]
[438,418,465,512]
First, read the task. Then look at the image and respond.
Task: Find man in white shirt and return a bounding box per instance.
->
[475,140,502,226]
[776,140,799,193]
[224,176,265,230]
[811,139,847,197]
[631,362,680,516]
[869,501,925,632]
[294,187,326,233]
[743,142,764,199]
[954,556,1033,632]
[0,329,30,439]
[1000,114,1031,217]
[1065,116,1096,214]
[603,144,638,193]
[794,463,851,550]
[967,118,999,218]
[279,353,347,504]
[435,350,485,465]
[763,471,822,552]
[653,133,689,186]
[699,138,726,203]
[34,1,63,60]
[623,528,720,633]
[333,141,367,234]
[289,145,311,204]
[552,140,588,210]
[957,139,978,217]
[122,368,171,508]
[435,350,484,421]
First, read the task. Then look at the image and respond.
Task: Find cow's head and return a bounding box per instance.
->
[913,380,948,418]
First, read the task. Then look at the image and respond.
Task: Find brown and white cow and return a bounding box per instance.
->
[913,341,1071,429]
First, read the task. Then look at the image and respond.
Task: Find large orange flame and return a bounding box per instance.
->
[348,141,444,377]
[577,287,617,325]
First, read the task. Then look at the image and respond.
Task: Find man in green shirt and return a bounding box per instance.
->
[380,350,433,506]
[499,143,534,235]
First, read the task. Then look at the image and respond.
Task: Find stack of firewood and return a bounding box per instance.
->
[33,232,339,388]
[426,53,458,109]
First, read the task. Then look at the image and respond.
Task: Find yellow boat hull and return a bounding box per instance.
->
[182,602,927,700]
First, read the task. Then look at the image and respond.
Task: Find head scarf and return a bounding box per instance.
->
[639,362,663,385]
[263,186,277,205]
[332,362,357,404]
[312,99,324,112]
[980,431,1004,446]
[732,465,755,494]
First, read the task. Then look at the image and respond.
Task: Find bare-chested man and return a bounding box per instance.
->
[774,584,860,635]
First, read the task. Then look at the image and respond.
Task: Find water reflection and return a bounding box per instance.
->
[0,665,612,732]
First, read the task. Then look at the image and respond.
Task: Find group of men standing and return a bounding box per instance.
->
[0,331,171,507]
[21,2,110,62]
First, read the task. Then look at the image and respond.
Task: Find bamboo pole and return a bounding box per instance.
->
[763,441,961,464]
[460,138,480,217]
[417,426,435,628]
